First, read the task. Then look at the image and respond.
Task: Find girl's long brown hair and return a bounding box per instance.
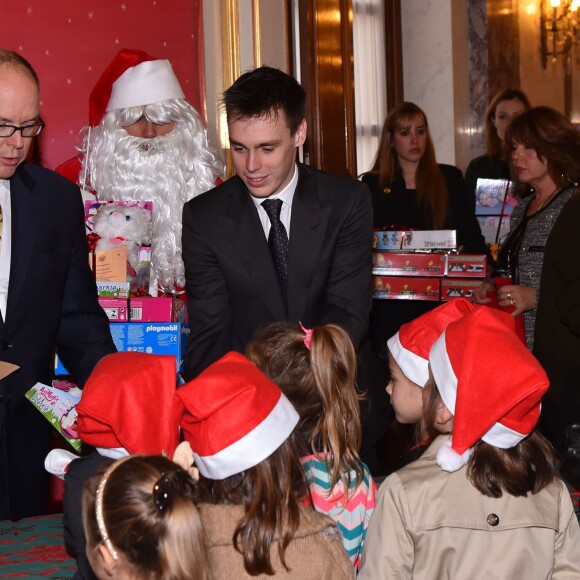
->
[83,455,209,580]
[194,432,308,575]
[421,378,557,497]
[370,101,448,228]
[246,322,364,497]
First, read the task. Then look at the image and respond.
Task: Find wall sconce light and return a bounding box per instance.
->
[540,0,580,73]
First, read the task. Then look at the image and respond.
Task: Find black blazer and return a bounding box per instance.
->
[0,163,115,520]
[182,163,373,378]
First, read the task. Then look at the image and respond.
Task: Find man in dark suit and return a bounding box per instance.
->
[0,50,115,520]
[182,67,390,469]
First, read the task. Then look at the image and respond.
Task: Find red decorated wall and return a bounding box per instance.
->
[1,0,205,170]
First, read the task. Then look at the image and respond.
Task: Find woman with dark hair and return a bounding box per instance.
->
[361,102,487,368]
[473,106,580,349]
[178,352,352,579]
[465,88,531,203]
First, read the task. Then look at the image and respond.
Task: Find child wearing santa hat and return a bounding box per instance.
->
[82,454,207,580]
[245,321,375,569]
[359,307,580,578]
[47,351,186,580]
[385,298,478,465]
[177,351,353,579]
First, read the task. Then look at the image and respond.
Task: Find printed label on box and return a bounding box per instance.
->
[441,279,482,301]
[373,230,457,251]
[372,276,441,301]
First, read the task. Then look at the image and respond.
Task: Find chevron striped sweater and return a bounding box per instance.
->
[302,454,376,569]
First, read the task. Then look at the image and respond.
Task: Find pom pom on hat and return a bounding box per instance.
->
[76,352,181,457]
[387,298,477,387]
[177,352,299,480]
[429,307,548,471]
[89,48,185,126]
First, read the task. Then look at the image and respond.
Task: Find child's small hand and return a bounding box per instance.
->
[172,441,200,481]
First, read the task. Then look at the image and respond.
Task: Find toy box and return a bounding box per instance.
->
[372,252,446,276]
[446,254,487,278]
[99,296,188,323]
[25,380,82,450]
[478,215,511,245]
[475,178,517,216]
[96,281,131,298]
[372,276,441,301]
[441,278,482,301]
[55,323,189,375]
[373,230,456,251]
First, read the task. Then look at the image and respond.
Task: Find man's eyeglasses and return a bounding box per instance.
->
[0,122,45,138]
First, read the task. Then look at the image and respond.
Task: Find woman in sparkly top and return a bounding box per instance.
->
[473,106,580,349]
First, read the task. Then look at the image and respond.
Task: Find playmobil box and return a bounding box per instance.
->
[373,229,457,251]
[441,278,482,301]
[372,276,441,301]
[475,178,517,216]
[25,380,82,451]
[372,252,446,276]
[99,296,188,323]
[55,323,189,374]
[445,254,487,278]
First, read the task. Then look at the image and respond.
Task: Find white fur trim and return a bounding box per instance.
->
[482,421,527,449]
[387,332,429,387]
[436,438,471,472]
[107,60,184,111]
[429,330,458,413]
[97,447,129,460]
[193,394,299,480]
[44,449,79,479]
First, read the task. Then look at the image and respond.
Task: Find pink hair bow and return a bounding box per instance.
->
[299,321,313,350]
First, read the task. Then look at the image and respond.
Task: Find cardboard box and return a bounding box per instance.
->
[475,178,517,216]
[55,323,189,374]
[98,296,187,323]
[372,276,441,301]
[441,279,482,301]
[96,281,130,298]
[373,230,456,251]
[446,255,487,278]
[373,252,446,276]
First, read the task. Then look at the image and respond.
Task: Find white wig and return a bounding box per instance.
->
[79,98,224,292]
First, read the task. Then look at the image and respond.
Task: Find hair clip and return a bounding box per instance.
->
[153,472,174,512]
[299,321,313,350]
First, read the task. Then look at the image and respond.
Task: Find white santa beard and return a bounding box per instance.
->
[87,113,221,291]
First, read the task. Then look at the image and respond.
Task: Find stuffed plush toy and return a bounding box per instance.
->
[93,203,151,279]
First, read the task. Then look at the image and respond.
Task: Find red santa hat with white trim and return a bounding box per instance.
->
[88,48,185,126]
[76,352,182,457]
[429,307,549,472]
[387,298,478,387]
[177,351,300,480]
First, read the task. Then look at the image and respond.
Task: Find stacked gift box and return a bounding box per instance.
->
[372,229,487,302]
[54,201,189,376]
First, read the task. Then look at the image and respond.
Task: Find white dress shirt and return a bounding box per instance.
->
[251,164,298,240]
[0,179,12,320]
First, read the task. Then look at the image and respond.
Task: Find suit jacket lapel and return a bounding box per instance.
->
[287,165,330,320]
[7,165,42,320]
[222,177,286,320]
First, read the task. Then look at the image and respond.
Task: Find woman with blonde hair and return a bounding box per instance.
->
[362,102,487,369]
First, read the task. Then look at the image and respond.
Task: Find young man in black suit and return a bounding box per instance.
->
[182,67,390,470]
[0,50,115,520]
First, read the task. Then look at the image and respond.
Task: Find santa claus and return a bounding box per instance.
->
[57,48,224,292]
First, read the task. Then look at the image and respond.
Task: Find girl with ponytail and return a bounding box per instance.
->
[246,322,376,569]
